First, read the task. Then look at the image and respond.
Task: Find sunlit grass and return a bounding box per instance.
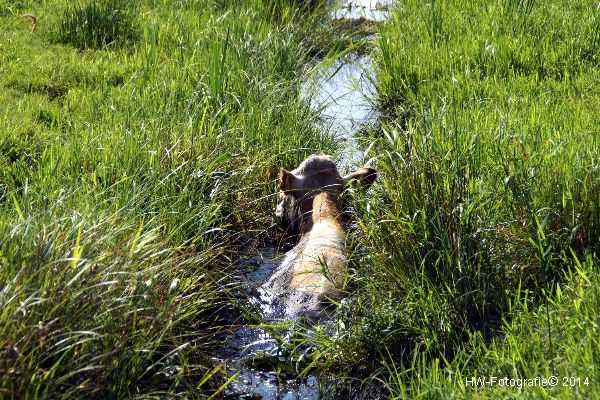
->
[1,0,598,398]
[321,0,599,397]
[57,0,139,49]
[0,0,336,397]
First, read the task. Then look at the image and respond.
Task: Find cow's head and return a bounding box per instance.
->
[275,154,376,236]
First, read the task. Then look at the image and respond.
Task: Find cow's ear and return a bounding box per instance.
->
[343,167,377,190]
[279,168,293,194]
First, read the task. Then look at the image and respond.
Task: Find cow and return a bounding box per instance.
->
[260,154,376,321]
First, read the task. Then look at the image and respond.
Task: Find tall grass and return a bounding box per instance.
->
[57,0,139,49]
[2,0,598,397]
[0,0,336,397]
[319,0,599,397]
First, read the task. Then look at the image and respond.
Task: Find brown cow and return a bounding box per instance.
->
[260,154,376,320]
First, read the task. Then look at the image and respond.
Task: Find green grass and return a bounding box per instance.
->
[314,0,599,398]
[1,0,599,398]
[0,0,336,397]
[57,0,139,49]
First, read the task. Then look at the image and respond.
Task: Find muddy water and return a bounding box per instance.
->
[219,2,393,399]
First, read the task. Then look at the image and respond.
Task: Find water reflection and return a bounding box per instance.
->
[333,0,393,22]
[223,249,321,400]
[302,54,376,167]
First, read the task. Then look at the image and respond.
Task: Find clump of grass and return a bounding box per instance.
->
[57,0,139,49]
[505,0,537,15]
[305,17,382,57]
[0,211,234,397]
[587,6,600,62]
[380,256,599,399]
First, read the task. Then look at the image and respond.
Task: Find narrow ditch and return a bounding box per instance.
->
[304,1,392,169]
[216,2,394,398]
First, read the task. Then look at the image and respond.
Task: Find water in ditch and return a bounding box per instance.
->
[219,248,322,399]
[302,54,376,168]
[333,0,393,22]
[217,2,393,398]
[304,0,393,169]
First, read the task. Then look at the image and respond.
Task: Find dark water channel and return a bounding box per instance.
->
[217,2,394,398]
[220,248,321,399]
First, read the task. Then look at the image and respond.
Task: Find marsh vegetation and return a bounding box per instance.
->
[1,0,598,398]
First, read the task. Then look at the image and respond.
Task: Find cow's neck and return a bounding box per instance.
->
[297,192,340,234]
[312,192,340,223]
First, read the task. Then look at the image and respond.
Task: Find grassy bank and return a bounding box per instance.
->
[0,0,335,397]
[321,0,599,398]
[2,0,598,399]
